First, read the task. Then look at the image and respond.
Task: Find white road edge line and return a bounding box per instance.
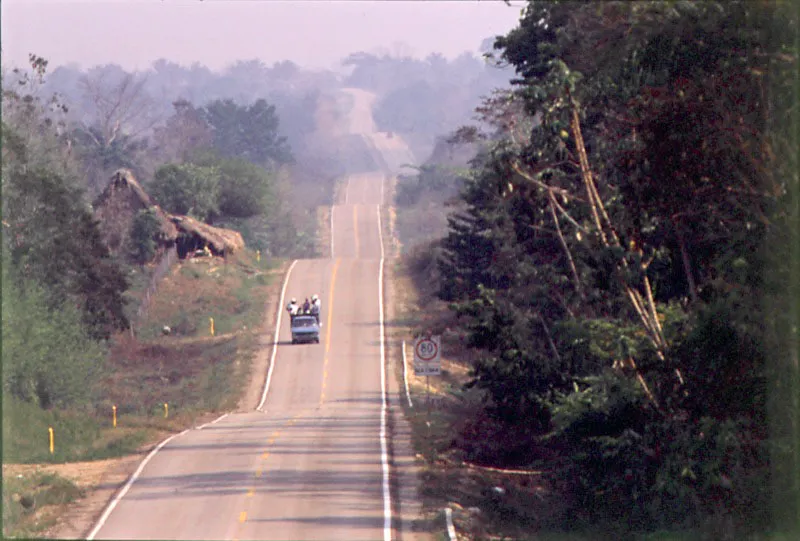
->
[86,430,189,540]
[196,412,228,430]
[378,202,392,541]
[257,259,299,412]
[445,507,457,540]
[377,204,384,260]
[402,340,413,408]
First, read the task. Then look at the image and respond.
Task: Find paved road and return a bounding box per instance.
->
[90,173,394,540]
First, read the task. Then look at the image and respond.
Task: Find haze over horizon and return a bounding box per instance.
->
[1,0,527,73]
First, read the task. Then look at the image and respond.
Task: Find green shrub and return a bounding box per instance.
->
[149,163,220,222]
[2,273,106,409]
[128,208,161,264]
[547,371,769,535]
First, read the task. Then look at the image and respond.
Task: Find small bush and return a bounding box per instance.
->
[128,208,162,264]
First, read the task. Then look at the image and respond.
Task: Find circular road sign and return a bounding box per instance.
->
[415,337,438,362]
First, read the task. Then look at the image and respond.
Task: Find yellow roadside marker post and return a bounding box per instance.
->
[210,317,215,336]
[164,403,169,419]
[48,427,54,454]
[113,405,117,428]
[256,250,261,262]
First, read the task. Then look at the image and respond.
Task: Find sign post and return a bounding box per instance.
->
[414,334,441,462]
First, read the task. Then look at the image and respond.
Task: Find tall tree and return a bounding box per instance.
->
[2,124,129,340]
[151,98,213,163]
[201,98,293,168]
[148,162,220,223]
[72,66,158,195]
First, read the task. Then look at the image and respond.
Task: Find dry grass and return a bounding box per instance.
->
[104,250,280,417]
[2,469,84,538]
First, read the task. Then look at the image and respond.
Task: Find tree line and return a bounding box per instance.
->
[0,56,300,411]
[413,2,797,536]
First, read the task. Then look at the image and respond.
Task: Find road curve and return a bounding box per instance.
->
[89,174,394,540]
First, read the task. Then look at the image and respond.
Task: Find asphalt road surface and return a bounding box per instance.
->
[89,173,396,540]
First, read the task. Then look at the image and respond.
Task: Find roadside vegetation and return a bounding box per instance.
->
[1,247,279,536]
[0,57,288,537]
[393,2,798,539]
[2,469,84,539]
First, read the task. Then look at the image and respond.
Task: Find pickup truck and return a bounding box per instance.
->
[291,315,320,344]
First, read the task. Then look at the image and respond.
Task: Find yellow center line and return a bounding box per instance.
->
[236,411,314,533]
[325,259,340,355]
[353,205,360,259]
[320,258,341,405]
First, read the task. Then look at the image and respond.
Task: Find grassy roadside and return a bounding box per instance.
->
[2,469,84,539]
[2,248,285,537]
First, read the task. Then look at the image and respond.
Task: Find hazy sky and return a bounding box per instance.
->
[2,0,527,73]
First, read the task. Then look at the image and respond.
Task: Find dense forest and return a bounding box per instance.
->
[399,1,797,536]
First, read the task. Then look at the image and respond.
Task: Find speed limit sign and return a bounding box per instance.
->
[414,335,441,376]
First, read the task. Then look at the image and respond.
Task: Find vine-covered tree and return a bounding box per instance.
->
[438,1,797,534]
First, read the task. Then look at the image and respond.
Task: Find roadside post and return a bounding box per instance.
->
[48,427,54,455]
[414,334,441,461]
[164,402,169,419]
[209,317,215,337]
[113,405,117,428]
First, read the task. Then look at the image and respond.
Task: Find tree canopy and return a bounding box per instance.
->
[436,1,797,534]
[201,98,293,168]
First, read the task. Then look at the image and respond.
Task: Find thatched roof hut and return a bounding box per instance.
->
[171,215,245,258]
[93,169,178,253]
[94,169,246,260]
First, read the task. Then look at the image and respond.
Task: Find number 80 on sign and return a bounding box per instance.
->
[414,335,441,376]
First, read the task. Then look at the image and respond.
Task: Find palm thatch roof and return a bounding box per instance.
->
[170,215,245,256]
[93,169,178,252]
[96,168,153,206]
[94,169,246,258]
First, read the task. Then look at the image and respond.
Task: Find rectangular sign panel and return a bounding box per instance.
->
[413,335,441,376]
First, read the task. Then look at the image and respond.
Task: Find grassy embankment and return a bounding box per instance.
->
[2,248,283,537]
